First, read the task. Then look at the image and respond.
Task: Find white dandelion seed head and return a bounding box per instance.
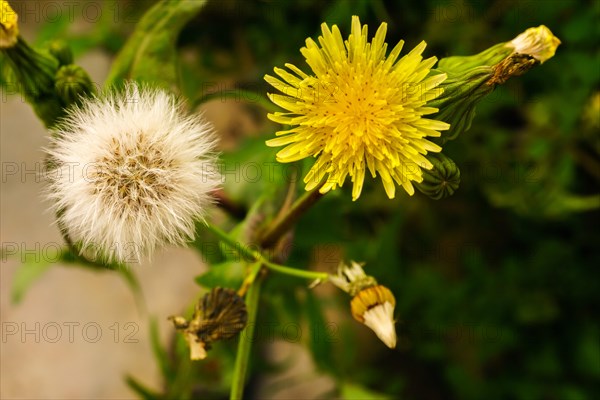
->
[45,83,221,264]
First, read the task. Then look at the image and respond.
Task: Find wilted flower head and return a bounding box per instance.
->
[331,261,397,348]
[0,0,18,48]
[330,260,376,295]
[265,16,450,200]
[45,83,220,263]
[170,287,248,360]
[510,25,561,64]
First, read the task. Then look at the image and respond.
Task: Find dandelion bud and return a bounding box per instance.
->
[331,261,397,348]
[415,152,460,200]
[430,26,560,142]
[170,287,248,360]
[0,0,18,48]
[1,31,65,127]
[55,64,95,106]
[47,40,74,66]
[1,37,58,102]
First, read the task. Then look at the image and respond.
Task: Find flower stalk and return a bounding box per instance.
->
[430,25,561,142]
[204,222,329,282]
[230,273,263,400]
[259,184,325,248]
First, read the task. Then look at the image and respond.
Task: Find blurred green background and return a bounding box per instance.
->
[4,0,599,399]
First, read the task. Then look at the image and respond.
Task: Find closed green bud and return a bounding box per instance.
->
[430,26,560,143]
[1,35,67,127]
[2,36,58,101]
[47,40,73,66]
[55,64,95,106]
[415,153,460,200]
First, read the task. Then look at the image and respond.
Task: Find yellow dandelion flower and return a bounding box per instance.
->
[0,0,19,48]
[265,16,450,200]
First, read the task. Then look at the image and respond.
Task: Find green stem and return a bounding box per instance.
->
[203,222,329,283]
[259,184,325,248]
[202,222,261,262]
[230,272,263,400]
[192,89,278,113]
[263,261,329,281]
[212,189,247,220]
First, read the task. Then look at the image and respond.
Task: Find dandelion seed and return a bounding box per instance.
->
[45,83,220,263]
[265,16,450,200]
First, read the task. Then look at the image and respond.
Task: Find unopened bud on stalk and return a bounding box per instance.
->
[47,40,74,66]
[330,261,397,348]
[415,152,461,200]
[1,1,95,127]
[55,65,95,105]
[430,25,561,142]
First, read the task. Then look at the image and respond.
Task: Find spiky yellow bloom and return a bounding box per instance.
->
[0,0,19,48]
[265,16,450,200]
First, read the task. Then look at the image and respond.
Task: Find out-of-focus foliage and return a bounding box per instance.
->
[10,0,599,399]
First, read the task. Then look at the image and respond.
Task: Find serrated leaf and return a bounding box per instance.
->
[105,0,207,90]
[195,261,244,289]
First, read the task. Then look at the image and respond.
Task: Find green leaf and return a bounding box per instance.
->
[150,318,175,382]
[191,221,226,265]
[11,258,54,304]
[195,261,244,289]
[105,0,208,90]
[340,382,393,400]
[125,375,160,400]
[58,249,144,308]
[220,136,289,208]
[305,291,336,372]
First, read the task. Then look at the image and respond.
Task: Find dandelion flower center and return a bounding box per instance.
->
[90,135,175,211]
[265,16,450,200]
